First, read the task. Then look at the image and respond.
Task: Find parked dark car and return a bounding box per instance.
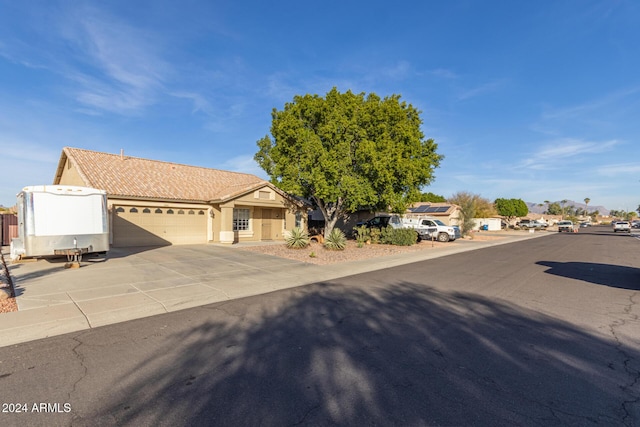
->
[356,215,398,230]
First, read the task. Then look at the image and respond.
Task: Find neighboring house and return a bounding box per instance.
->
[405,202,462,226]
[53,147,308,247]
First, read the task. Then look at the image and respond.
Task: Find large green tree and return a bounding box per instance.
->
[494,198,528,223]
[419,192,447,203]
[255,88,443,238]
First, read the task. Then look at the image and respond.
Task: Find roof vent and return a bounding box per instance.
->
[120,149,124,160]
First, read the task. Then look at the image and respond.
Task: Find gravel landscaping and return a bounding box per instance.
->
[0,251,17,314]
[237,240,446,265]
[236,233,503,265]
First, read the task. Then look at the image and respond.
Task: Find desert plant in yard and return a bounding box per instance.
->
[380,225,395,244]
[390,228,418,246]
[354,226,370,246]
[380,226,417,246]
[369,228,381,244]
[285,227,310,249]
[324,228,347,250]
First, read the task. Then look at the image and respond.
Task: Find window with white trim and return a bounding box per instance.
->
[233,208,250,231]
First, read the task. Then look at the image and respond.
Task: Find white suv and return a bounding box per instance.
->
[613,221,631,232]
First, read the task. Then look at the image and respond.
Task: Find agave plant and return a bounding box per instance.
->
[324,228,347,251]
[285,227,310,249]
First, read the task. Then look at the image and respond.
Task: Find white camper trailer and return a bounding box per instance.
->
[10,185,109,261]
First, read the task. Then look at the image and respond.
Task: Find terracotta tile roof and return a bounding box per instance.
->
[55,147,269,202]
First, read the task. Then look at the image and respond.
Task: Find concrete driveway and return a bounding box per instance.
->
[0,233,546,347]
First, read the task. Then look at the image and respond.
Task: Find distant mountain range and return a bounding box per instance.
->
[526,201,610,216]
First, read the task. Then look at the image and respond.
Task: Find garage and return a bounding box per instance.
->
[112,206,208,247]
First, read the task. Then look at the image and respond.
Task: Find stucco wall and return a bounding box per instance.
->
[57,158,88,187]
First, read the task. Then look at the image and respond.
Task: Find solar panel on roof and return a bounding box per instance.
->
[410,205,450,214]
[410,205,430,213]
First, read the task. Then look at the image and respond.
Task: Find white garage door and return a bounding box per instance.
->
[113,206,208,247]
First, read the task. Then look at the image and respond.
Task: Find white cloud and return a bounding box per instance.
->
[457,80,505,100]
[217,154,268,179]
[9,4,173,115]
[171,91,215,116]
[519,138,619,170]
[430,68,458,79]
[541,86,640,121]
[379,60,411,80]
[596,163,640,177]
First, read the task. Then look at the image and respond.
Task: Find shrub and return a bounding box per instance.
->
[285,227,310,249]
[380,225,395,244]
[380,226,418,246]
[324,228,347,250]
[369,228,381,244]
[353,226,370,245]
[390,228,418,246]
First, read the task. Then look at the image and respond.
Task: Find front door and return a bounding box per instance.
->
[261,209,272,240]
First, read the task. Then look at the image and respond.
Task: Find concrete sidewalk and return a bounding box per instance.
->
[0,231,548,347]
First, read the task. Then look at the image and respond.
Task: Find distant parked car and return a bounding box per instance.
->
[527,220,548,229]
[557,220,574,233]
[579,222,591,228]
[631,220,640,229]
[516,219,533,228]
[613,221,631,233]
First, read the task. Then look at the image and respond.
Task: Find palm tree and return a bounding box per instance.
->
[544,200,550,214]
[584,198,590,219]
[560,199,568,219]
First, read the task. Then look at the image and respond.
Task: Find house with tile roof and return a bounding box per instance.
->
[405,202,462,226]
[53,147,308,246]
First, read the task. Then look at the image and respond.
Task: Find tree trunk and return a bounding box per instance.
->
[313,196,344,240]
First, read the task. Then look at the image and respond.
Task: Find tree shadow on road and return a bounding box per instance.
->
[537,260,640,290]
[83,280,639,426]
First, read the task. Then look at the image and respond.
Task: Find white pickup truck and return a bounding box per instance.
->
[402,217,461,242]
[557,220,574,233]
[356,215,460,242]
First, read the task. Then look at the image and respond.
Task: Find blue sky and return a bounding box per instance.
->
[1,1,639,213]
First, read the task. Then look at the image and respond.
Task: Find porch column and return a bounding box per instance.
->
[219,205,234,244]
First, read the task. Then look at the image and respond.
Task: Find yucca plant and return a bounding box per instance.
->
[285,227,310,249]
[324,228,347,251]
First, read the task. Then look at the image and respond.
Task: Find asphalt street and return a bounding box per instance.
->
[0,226,638,426]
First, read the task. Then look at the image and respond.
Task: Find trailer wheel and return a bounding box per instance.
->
[437,232,450,243]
